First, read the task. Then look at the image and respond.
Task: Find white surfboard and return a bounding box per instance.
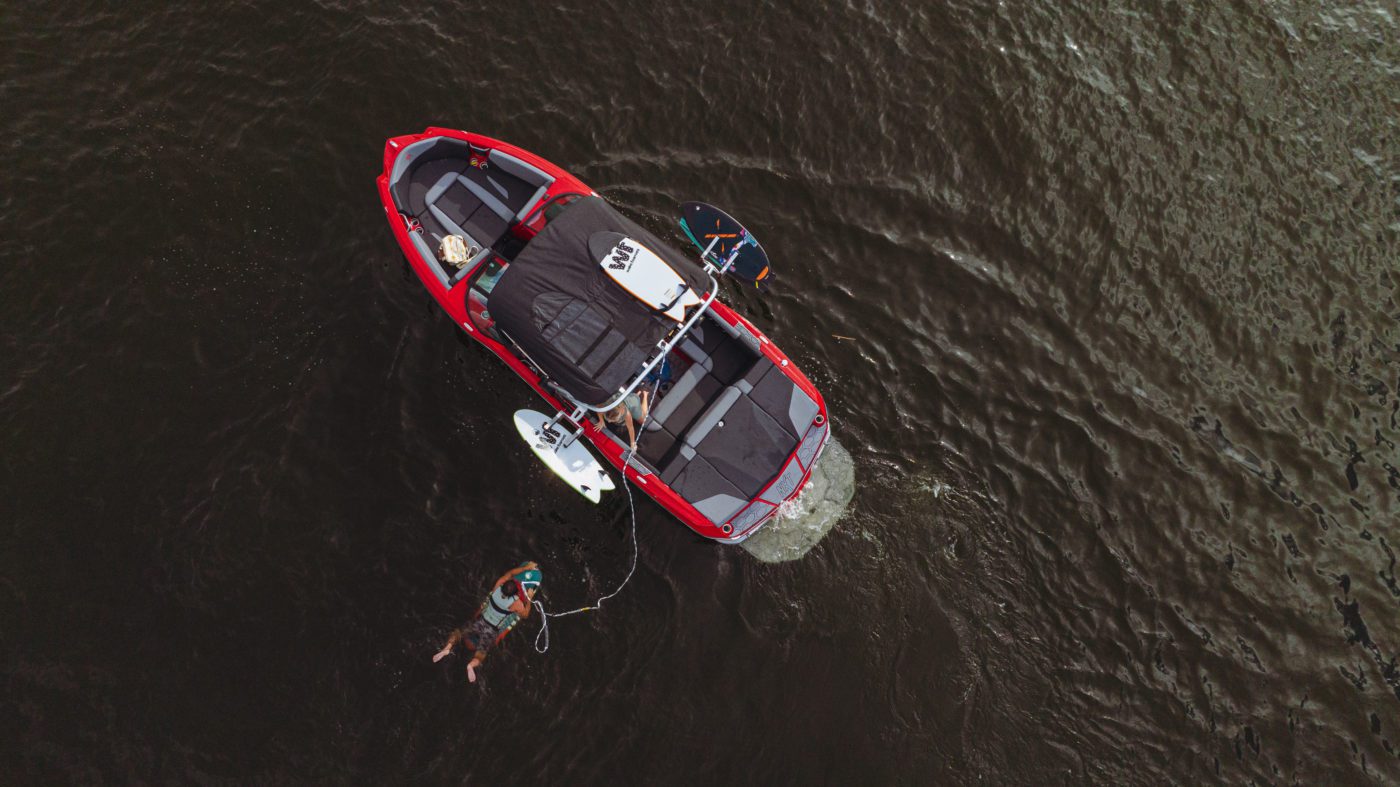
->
[598,235,703,322]
[513,410,615,503]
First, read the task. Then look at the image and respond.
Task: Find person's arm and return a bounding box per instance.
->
[624,411,637,451]
[509,595,532,619]
[640,389,650,419]
[494,563,537,589]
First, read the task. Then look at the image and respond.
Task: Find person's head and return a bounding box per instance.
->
[604,403,626,424]
[500,581,518,598]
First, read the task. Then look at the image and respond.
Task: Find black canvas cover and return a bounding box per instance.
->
[490,196,711,407]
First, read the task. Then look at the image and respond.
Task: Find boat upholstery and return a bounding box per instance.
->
[646,337,820,523]
[733,354,774,394]
[685,319,728,360]
[389,136,556,287]
[677,338,713,371]
[682,387,741,448]
[425,173,515,251]
[746,360,821,437]
[645,364,722,435]
[690,390,798,496]
[636,421,678,464]
[685,316,758,383]
[660,454,747,525]
[487,150,554,221]
[707,338,756,384]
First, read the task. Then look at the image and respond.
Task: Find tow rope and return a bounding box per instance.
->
[533,383,655,653]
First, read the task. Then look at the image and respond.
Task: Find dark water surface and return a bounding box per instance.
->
[4,1,1398,783]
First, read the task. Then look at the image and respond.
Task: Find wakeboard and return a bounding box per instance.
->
[679,201,773,288]
[513,409,615,503]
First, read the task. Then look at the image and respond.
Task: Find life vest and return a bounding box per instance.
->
[479,565,544,633]
[481,585,518,630]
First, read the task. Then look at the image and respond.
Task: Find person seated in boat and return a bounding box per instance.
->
[432,562,541,684]
[596,390,650,451]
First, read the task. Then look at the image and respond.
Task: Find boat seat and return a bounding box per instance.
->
[690,391,798,497]
[410,204,489,283]
[421,152,558,250]
[487,150,555,221]
[733,355,775,394]
[707,338,756,384]
[681,387,741,449]
[744,360,821,439]
[677,338,712,371]
[665,360,815,500]
[683,315,760,384]
[636,421,678,465]
[658,452,747,526]
[406,230,451,289]
[460,159,548,222]
[645,364,722,435]
[401,157,467,216]
[423,170,517,251]
[687,319,730,358]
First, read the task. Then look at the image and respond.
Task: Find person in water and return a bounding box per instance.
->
[596,389,649,451]
[433,562,542,684]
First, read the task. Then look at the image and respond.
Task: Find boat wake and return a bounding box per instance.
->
[740,438,855,563]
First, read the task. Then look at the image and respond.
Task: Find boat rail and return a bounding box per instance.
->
[574,275,719,413]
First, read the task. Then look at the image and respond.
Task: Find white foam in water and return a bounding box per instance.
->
[740,438,856,562]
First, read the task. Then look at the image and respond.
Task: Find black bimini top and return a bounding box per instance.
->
[490,196,711,407]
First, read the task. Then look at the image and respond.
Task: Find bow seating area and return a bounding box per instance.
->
[388,137,554,287]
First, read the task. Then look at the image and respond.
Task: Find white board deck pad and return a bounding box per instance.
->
[592,232,703,322]
[514,410,614,503]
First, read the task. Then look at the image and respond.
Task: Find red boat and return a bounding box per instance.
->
[376,128,829,542]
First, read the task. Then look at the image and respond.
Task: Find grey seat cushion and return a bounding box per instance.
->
[648,364,711,431]
[748,362,821,438]
[414,204,452,244]
[402,158,466,216]
[454,172,515,220]
[664,372,722,435]
[462,203,510,246]
[488,150,553,187]
[636,422,679,465]
[430,179,483,228]
[693,393,798,497]
[486,150,555,222]
[660,454,747,526]
[423,171,517,250]
[407,231,451,288]
[678,338,713,371]
[681,386,741,448]
[428,204,471,242]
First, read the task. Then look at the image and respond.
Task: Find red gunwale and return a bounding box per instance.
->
[377,128,828,543]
